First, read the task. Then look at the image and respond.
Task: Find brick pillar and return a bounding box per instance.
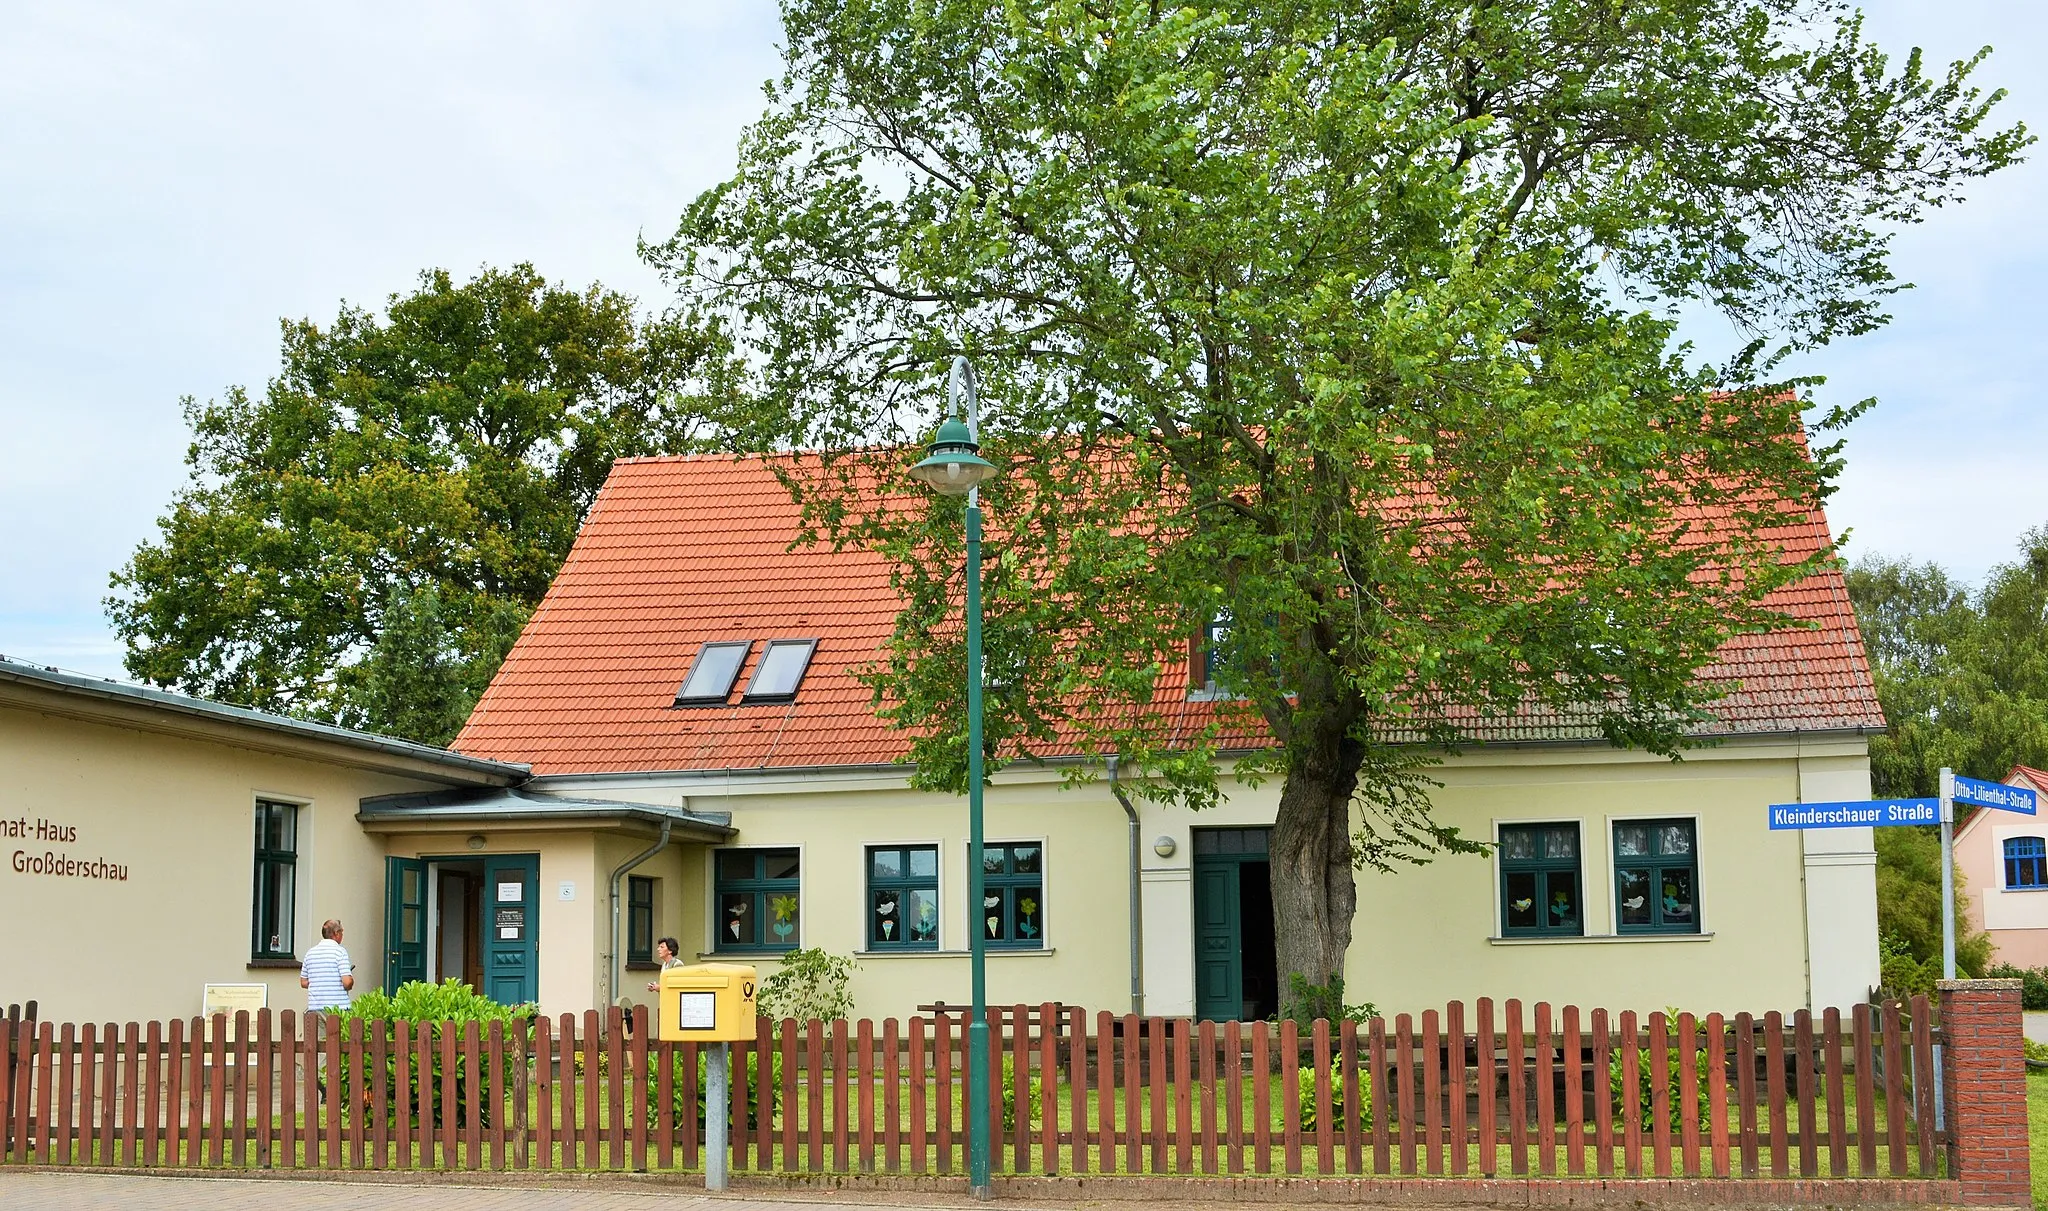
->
[1939,978,2032,1207]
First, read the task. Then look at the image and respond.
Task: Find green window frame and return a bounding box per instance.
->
[251,799,298,960]
[1497,822,1583,938]
[714,848,801,953]
[978,842,1045,950]
[867,845,939,950]
[626,875,655,964]
[1613,818,1701,934]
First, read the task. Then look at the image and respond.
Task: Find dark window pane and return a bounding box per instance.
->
[1013,884,1043,941]
[1658,823,1694,856]
[1219,830,1243,854]
[720,893,756,946]
[1543,826,1577,860]
[871,849,902,880]
[1012,845,1042,873]
[402,905,421,945]
[1547,870,1580,930]
[1617,868,1653,926]
[717,850,756,882]
[1615,826,1650,858]
[1194,831,1218,855]
[871,889,903,943]
[907,847,937,879]
[982,847,1006,875]
[981,888,1005,940]
[1500,828,1537,862]
[766,890,801,945]
[1504,871,1540,930]
[1659,868,1696,924]
[904,889,938,942]
[764,849,801,881]
[1246,830,1268,854]
[401,867,421,902]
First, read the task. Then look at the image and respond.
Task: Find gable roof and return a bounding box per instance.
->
[452,454,1886,776]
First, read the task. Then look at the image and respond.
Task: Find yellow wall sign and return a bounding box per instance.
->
[201,983,269,1018]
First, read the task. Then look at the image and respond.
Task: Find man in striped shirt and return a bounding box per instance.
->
[299,918,354,1012]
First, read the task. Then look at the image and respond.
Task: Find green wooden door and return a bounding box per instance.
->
[383,857,428,991]
[1192,861,1243,1022]
[479,854,540,1005]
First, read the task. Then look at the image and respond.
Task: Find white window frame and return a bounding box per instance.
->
[1604,811,1707,936]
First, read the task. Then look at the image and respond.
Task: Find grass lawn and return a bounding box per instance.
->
[2030,1070,2048,1208]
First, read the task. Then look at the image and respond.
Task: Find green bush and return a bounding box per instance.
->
[1606,1012,1713,1133]
[1279,974,1377,1028]
[1879,933,1940,999]
[1282,1063,1373,1132]
[332,979,535,1126]
[755,948,857,1023]
[1987,962,2048,1011]
[646,1048,783,1132]
[1000,1055,1042,1130]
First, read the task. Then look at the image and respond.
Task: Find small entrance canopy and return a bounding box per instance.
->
[356,786,735,841]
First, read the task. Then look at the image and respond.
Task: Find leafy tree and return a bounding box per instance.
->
[109,264,728,743]
[1849,530,2048,797]
[1874,826,1990,982]
[656,1,2025,993]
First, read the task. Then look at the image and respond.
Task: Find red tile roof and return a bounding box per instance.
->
[453,454,1885,775]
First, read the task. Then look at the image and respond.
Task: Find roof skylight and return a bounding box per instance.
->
[741,639,818,704]
[674,641,752,706]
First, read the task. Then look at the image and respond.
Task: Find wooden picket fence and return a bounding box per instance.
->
[0,997,1945,1180]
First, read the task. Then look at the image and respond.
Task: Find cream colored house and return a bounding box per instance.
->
[443,453,1889,1021]
[1956,766,2048,967]
[4,449,1887,1025]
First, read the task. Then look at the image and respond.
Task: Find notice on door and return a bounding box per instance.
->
[674,991,716,1031]
[495,906,524,940]
[497,881,522,902]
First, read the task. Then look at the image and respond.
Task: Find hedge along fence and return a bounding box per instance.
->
[0,986,2028,1201]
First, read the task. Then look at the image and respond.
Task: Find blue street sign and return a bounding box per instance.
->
[1767,799,1939,830]
[1951,774,2037,815]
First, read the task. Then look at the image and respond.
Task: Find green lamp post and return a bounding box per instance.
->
[907,355,999,1198]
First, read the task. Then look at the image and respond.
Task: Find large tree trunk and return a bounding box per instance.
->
[1269,717,1365,1009]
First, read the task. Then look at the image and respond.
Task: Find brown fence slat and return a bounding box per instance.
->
[930,1016,948,1175]
[231,1012,250,1168]
[273,1013,291,1170]
[656,1035,676,1172]
[1677,1012,1700,1178]
[77,1022,95,1166]
[512,1018,530,1172]
[58,1022,79,1165]
[1125,1013,1145,1174]
[1909,994,1937,1176]
[1366,1016,1387,1175]
[1007,1007,1026,1174]
[1042,1004,1061,1174]
[1735,1012,1758,1178]
[1793,1009,1817,1177]
[7,1018,32,1164]
[1392,1013,1414,1176]
[577,1010,598,1171]
[1252,1020,1272,1175]
[1225,1020,1246,1176]
[806,1019,826,1173]
[1852,1003,1876,1176]
[858,1018,877,1173]
[439,1017,459,1170]
[1591,1009,1613,1178]
[1340,1017,1362,1175]
[1069,1008,1089,1176]
[1421,1010,1442,1176]
[37,1021,57,1165]
[1618,1010,1640,1178]
[1175,1017,1194,1175]
[1706,1013,1730,1179]
[552,1014,573,1170]
[1447,1001,1468,1177]
[101,1020,120,1166]
[1147,1015,1168,1175]
[1476,999,1496,1177]
[122,1020,141,1166]
[1278,1018,1301,1175]
[603,1008,623,1170]
[1097,1011,1118,1174]
[1649,1011,1671,1178]
[493,1018,512,1172]
[1822,1007,1847,1177]
[832,1018,852,1173]
[1562,1005,1583,1177]
[532,1016,553,1172]
[1199,1019,1218,1175]
[884,1017,903,1173]
[907,1017,927,1174]
[1314,1017,1335,1176]
[214,1016,234,1168]
[419,1020,438,1170]
[1764,1010,1788,1176]
[778,1021,797,1174]
[144,1020,164,1167]
[349,1017,370,1170]
[0,1018,11,1163]
[251,1011,272,1169]
[752,1016,772,1172]
[680,1040,701,1172]
[1532,1004,1553,1177]
[393,1019,413,1171]
[1505,1001,1526,1177]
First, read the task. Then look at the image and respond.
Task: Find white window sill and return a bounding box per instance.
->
[852,947,1056,959]
[1488,932,1713,945]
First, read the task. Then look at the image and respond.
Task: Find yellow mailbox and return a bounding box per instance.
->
[656,962,759,1042]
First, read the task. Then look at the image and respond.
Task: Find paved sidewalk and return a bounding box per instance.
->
[0,1172,991,1211]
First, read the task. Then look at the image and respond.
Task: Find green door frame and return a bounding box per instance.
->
[384,853,540,1005]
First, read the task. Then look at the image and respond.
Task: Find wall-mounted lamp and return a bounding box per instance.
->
[1152,835,1177,858]
[466,834,487,851]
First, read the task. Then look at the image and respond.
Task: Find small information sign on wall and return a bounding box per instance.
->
[201,983,268,1018]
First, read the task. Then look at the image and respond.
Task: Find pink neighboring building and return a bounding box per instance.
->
[1956,766,2048,967]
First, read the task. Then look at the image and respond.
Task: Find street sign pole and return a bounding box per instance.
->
[1939,766,1956,981]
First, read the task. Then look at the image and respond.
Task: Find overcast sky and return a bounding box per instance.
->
[1,3,2042,680]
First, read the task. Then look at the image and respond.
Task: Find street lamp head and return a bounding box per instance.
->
[908,415,997,496]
